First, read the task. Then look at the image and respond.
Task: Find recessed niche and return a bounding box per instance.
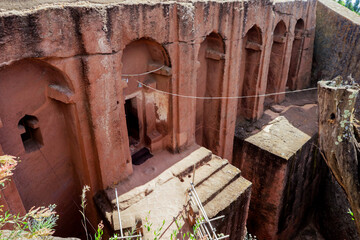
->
[18,115,43,153]
[240,25,263,119]
[266,20,287,101]
[287,19,305,90]
[196,32,225,153]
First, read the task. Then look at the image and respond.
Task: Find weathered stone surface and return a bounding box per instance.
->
[107,146,213,211]
[313,0,360,118]
[313,0,360,82]
[270,105,286,113]
[315,165,359,240]
[0,0,316,237]
[95,147,251,240]
[318,79,360,235]
[233,92,322,240]
[246,116,311,160]
[277,134,324,240]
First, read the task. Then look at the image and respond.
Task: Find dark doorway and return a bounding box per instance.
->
[125,97,140,150]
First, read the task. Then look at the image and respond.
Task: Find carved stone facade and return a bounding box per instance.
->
[0,0,316,238]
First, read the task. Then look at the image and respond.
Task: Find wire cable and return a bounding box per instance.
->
[121,65,317,99]
[137,80,317,99]
[121,65,165,77]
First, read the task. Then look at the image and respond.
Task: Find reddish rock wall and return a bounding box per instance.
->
[235,135,323,240]
[313,0,360,81]
[313,0,360,119]
[233,91,321,239]
[0,0,316,236]
[314,163,359,240]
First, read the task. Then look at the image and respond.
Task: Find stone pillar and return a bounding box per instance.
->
[85,54,133,188]
[318,77,360,235]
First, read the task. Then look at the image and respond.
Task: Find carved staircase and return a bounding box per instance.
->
[94,146,251,239]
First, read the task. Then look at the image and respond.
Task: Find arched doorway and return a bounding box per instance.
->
[195,32,225,154]
[287,19,305,90]
[0,59,82,237]
[266,20,287,103]
[239,25,263,120]
[121,38,172,164]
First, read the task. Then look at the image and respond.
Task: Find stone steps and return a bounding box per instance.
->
[108,147,213,211]
[194,162,241,207]
[193,155,229,188]
[94,147,252,240]
[189,159,247,217]
[203,174,251,218]
[187,161,251,239]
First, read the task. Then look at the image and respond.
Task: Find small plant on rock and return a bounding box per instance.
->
[0,155,59,240]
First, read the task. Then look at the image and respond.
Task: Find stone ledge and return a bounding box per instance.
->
[245,116,311,160]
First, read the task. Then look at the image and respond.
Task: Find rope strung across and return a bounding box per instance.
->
[122,65,318,99]
[121,65,165,77]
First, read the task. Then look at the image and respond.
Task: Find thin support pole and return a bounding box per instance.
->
[190,184,217,239]
[115,188,124,237]
[188,181,229,240]
[116,235,142,239]
[189,192,214,240]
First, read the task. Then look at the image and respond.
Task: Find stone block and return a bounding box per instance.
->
[95,147,251,240]
[235,116,320,239]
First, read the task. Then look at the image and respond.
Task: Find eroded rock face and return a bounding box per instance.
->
[318,79,360,236]
[233,92,322,240]
[313,0,360,118]
[315,166,359,240]
[0,0,316,236]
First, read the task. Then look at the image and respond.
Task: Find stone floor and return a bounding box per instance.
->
[95,146,252,239]
[235,88,318,139]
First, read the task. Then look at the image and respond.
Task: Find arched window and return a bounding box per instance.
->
[121,38,172,163]
[18,115,43,153]
[287,19,305,90]
[196,32,225,154]
[240,25,263,119]
[266,21,287,103]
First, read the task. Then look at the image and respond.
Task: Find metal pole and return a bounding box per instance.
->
[115,188,124,237]
[217,235,230,240]
[188,183,229,240]
[189,192,213,240]
[116,235,142,239]
[190,184,218,240]
[199,215,225,225]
